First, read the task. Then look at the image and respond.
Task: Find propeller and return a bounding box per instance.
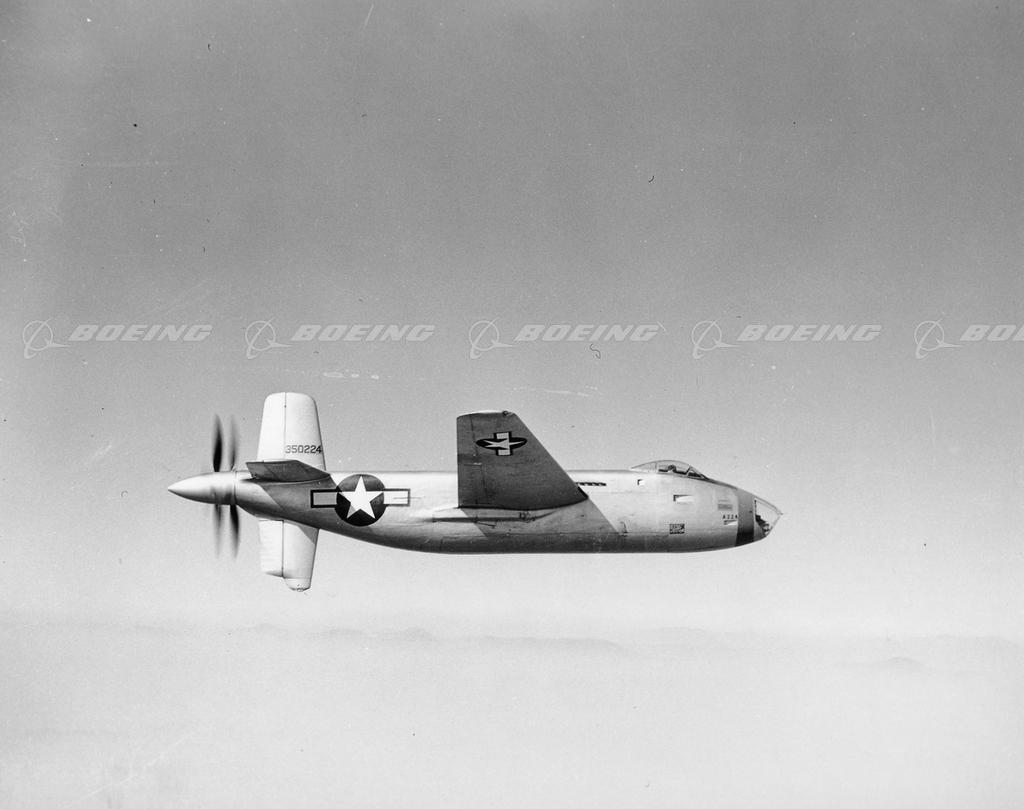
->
[212,415,241,557]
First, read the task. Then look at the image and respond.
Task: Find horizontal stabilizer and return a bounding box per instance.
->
[246,459,331,483]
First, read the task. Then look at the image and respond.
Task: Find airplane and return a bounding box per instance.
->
[168,392,781,591]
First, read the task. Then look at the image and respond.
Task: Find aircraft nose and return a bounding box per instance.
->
[753,497,782,539]
[168,475,215,504]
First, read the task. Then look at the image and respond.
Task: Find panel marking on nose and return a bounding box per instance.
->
[735,490,756,546]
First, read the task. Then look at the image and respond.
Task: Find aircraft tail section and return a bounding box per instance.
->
[257,392,326,471]
[247,459,329,483]
[258,519,319,591]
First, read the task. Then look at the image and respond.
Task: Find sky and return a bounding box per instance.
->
[3,0,1024,805]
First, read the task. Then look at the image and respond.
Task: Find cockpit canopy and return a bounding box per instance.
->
[629,460,708,479]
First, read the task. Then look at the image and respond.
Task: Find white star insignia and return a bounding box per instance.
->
[482,436,513,453]
[477,431,526,456]
[342,475,382,518]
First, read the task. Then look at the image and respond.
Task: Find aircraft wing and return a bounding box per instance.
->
[457,411,586,510]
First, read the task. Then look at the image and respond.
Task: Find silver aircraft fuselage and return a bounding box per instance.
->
[170,467,780,553]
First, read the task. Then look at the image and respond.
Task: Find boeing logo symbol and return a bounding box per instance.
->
[690,320,735,360]
[22,320,67,359]
[244,320,289,360]
[468,319,516,360]
[914,321,960,359]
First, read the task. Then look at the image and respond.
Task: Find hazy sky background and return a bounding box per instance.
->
[3,1,1024,805]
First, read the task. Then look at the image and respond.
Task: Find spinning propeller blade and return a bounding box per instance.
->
[210,415,241,556]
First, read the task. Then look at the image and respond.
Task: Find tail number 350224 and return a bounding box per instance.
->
[286,444,323,454]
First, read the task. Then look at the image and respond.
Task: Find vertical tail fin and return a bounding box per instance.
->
[256,392,326,470]
[255,392,325,591]
[258,519,318,591]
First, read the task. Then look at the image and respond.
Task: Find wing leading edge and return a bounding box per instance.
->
[457,411,586,510]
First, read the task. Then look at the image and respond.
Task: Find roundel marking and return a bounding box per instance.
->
[475,431,527,456]
[334,474,387,526]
